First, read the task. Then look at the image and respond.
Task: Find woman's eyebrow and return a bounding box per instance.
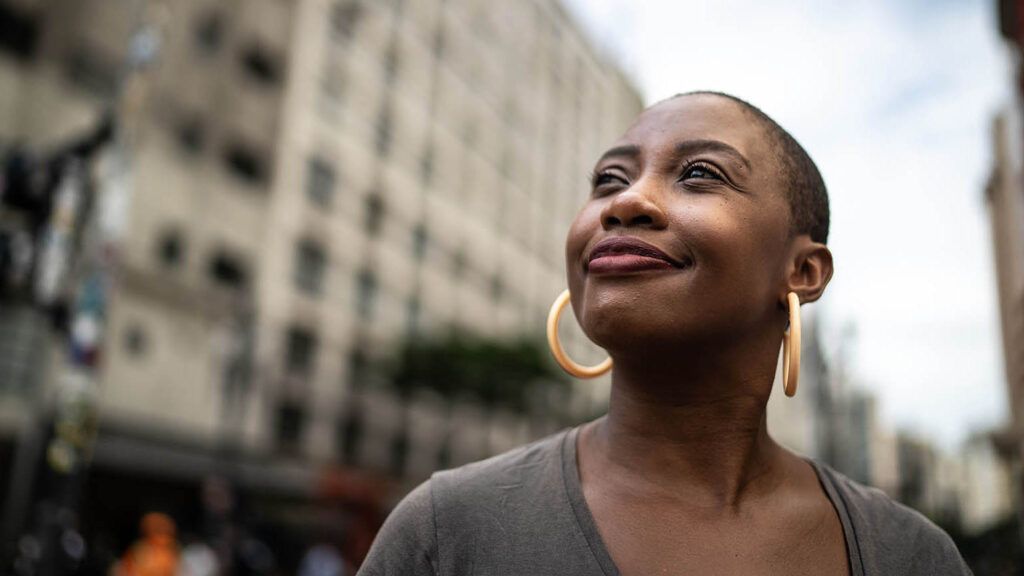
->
[595,144,641,165]
[674,139,751,171]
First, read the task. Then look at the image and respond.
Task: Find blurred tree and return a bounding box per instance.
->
[389,332,569,413]
[383,331,572,468]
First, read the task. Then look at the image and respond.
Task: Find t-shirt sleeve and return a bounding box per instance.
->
[904,515,973,575]
[357,479,439,576]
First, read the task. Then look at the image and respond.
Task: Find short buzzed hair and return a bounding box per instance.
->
[673,91,830,244]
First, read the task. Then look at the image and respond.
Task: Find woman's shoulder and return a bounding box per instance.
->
[809,459,972,575]
[357,429,575,575]
[429,427,569,498]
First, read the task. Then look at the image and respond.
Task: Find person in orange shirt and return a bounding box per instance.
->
[115,512,179,576]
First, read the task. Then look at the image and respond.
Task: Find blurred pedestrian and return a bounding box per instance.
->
[177,535,217,576]
[298,543,346,576]
[114,512,179,576]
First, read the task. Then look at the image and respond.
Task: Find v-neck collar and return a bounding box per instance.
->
[559,426,863,576]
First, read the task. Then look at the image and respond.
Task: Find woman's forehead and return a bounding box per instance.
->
[612,95,771,165]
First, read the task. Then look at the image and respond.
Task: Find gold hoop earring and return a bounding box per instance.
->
[782,291,801,397]
[546,289,612,378]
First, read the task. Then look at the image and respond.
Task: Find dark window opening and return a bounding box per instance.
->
[239,43,281,86]
[420,143,434,185]
[436,436,452,470]
[412,224,428,260]
[364,193,385,235]
[64,45,118,97]
[293,239,326,296]
[432,26,445,58]
[306,157,335,207]
[284,326,318,377]
[275,401,306,449]
[195,12,224,53]
[390,428,409,476]
[223,141,269,186]
[375,104,392,157]
[490,274,504,302]
[157,230,185,267]
[0,3,39,61]
[356,268,377,321]
[405,296,420,336]
[383,42,399,84]
[175,117,205,154]
[208,252,248,289]
[451,250,467,278]
[348,347,368,388]
[331,1,363,41]
[123,324,148,357]
[338,407,363,465]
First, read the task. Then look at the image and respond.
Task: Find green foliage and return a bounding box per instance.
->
[386,331,570,414]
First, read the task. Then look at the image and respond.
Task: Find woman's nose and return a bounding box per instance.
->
[600,179,669,230]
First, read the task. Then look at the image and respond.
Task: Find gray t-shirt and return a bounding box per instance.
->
[358,427,971,575]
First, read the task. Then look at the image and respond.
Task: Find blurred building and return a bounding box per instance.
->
[959,431,1015,535]
[0,0,642,566]
[991,0,1024,542]
[766,309,829,456]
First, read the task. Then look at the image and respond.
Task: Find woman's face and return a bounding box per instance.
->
[565,95,795,354]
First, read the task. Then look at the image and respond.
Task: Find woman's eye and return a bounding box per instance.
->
[681,164,721,181]
[592,172,625,188]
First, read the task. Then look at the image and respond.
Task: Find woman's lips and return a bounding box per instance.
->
[588,254,677,274]
[585,236,690,275]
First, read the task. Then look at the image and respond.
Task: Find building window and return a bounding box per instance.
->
[356,268,377,320]
[284,326,318,378]
[122,324,148,357]
[239,42,281,86]
[306,157,335,207]
[375,103,392,157]
[64,44,118,97]
[337,406,363,465]
[490,274,504,302]
[0,3,40,61]
[175,116,205,155]
[156,230,185,268]
[451,249,466,278]
[405,296,420,336]
[275,401,306,449]
[330,1,363,41]
[208,251,248,289]
[383,41,399,85]
[412,223,428,260]
[223,140,269,186]
[348,347,368,387]
[294,239,326,296]
[420,142,434,186]
[194,11,224,53]
[390,428,409,476]
[363,193,385,235]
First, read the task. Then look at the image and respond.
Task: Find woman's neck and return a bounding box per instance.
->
[584,345,787,510]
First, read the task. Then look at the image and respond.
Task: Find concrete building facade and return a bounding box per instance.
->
[0,0,641,486]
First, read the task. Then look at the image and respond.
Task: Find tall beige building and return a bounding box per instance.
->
[0,0,642,500]
[988,106,1024,459]
[988,0,1024,541]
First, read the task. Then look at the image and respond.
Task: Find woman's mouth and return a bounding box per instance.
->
[588,253,677,274]
[586,236,691,275]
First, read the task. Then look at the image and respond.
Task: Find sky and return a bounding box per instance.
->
[562,0,1011,448]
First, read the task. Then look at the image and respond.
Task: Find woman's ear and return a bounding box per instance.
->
[783,236,833,304]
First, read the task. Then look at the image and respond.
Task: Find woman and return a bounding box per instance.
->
[357,92,970,575]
